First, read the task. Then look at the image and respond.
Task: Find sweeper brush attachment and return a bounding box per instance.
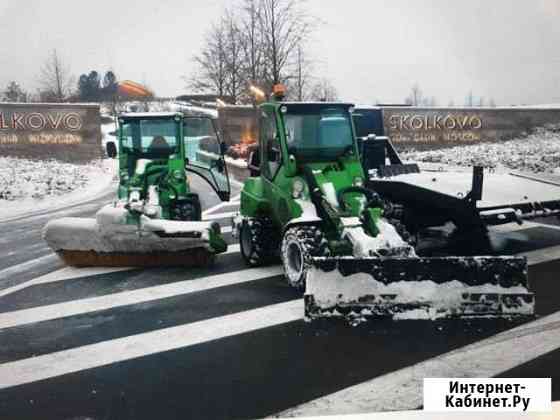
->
[304,256,534,322]
[43,205,227,268]
[53,248,215,268]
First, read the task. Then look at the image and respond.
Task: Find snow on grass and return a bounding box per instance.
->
[401,125,560,173]
[0,158,116,220]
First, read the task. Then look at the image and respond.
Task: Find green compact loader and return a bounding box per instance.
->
[237,98,533,322]
[44,112,231,267]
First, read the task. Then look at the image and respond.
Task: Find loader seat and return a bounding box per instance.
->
[149,136,171,150]
[147,135,173,159]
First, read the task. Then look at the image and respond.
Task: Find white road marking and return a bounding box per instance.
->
[279,311,560,417]
[0,265,135,299]
[0,245,241,300]
[0,263,283,330]
[201,193,241,217]
[520,245,560,266]
[0,299,302,390]
[524,221,560,231]
[0,254,59,282]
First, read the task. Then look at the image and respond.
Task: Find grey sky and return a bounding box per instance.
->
[1,0,559,105]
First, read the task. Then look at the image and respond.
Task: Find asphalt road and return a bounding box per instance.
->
[0,180,559,420]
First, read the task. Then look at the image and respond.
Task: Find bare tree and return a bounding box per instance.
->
[478,96,485,107]
[187,0,318,103]
[422,96,437,107]
[223,10,244,104]
[38,49,74,102]
[405,83,423,106]
[188,22,228,97]
[293,43,314,101]
[240,0,265,88]
[489,98,497,108]
[310,78,338,102]
[259,0,313,89]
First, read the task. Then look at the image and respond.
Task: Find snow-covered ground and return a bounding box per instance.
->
[401,125,560,173]
[0,158,116,221]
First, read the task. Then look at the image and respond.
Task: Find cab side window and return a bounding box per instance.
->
[261,111,282,179]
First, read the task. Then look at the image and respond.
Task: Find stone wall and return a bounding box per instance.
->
[382,107,560,149]
[0,103,102,162]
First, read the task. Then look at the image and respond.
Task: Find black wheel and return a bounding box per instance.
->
[281,225,329,291]
[173,195,201,221]
[239,217,278,267]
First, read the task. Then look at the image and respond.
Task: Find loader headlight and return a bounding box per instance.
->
[292,178,305,199]
[353,176,364,187]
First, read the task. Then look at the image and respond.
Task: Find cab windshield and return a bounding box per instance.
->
[120,119,180,157]
[282,105,355,161]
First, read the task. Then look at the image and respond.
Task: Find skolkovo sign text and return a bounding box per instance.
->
[384,110,484,143]
[388,112,483,143]
[0,103,101,162]
[382,107,560,146]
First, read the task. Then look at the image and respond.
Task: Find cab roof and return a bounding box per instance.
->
[119,112,182,120]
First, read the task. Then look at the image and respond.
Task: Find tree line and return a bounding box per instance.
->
[1,49,120,103]
[403,83,497,107]
[186,0,338,104]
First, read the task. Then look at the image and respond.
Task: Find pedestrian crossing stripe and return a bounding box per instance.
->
[0,260,282,330]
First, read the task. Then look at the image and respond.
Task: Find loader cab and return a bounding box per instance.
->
[244,101,365,227]
[113,113,230,202]
[252,102,360,177]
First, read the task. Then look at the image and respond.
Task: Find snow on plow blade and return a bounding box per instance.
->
[304,256,534,322]
[43,205,225,268]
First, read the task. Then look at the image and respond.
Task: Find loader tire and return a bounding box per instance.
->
[239,217,278,267]
[281,225,329,291]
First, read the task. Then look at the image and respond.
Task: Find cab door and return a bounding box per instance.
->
[259,108,290,224]
[183,116,230,201]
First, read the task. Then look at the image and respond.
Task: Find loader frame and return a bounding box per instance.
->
[360,133,560,232]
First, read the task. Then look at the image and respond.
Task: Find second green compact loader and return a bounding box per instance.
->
[44,112,231,267]
[236,95,534,323]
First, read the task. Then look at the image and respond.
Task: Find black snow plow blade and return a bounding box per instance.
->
[304,256,534,322]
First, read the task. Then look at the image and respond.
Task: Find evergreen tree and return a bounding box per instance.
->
[3,81,28,102]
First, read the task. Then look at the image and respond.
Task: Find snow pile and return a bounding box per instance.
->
[401,125,560,173]
[43,204,214,253]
